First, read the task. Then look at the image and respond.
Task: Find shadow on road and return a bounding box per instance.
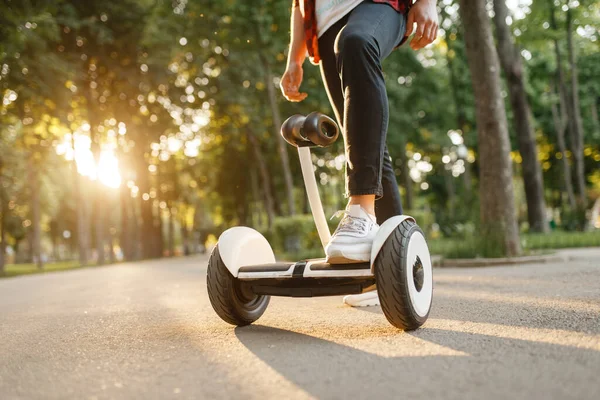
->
[234,325,449,398]
[351,292,600,334]
[234,320,600,399]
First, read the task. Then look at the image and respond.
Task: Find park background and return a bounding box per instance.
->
[0,0,599,276]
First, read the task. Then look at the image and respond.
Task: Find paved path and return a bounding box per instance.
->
[1,251,599,400]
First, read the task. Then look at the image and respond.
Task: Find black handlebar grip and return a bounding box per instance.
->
[281,114,309,147]
[303,112,339,147]
[280,112,339,148]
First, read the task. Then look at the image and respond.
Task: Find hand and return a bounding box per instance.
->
[280,62,307,102]
[405,0,439,50]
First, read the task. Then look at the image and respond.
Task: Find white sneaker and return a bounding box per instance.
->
[343,291,380,307]
[325,204,379,264]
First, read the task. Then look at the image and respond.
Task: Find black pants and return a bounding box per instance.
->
[318,1,406,224]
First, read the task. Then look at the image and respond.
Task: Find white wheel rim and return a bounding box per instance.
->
[405,231,433,318]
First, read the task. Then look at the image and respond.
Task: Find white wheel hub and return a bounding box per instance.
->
[405,231,433,318]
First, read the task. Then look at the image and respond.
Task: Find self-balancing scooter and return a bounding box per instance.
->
[207,112,433,330]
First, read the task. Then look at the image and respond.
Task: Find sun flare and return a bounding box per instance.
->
[56,133,122,188]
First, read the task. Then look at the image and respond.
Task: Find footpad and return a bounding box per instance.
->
[310,262,370,271]
[303,260,373,278]
[238,263,294,273]
[236,259,374,280]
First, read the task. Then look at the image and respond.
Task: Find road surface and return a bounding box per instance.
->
[1,250,599,400]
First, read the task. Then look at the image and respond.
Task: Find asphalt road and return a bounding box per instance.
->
[1,250,599,400]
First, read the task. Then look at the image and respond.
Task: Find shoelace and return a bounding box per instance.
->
[331,210,369,234]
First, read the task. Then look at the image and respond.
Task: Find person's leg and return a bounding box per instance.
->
[319,2,405,224]
[319,18,380,263]
[317,2,407,303]
[376,147,403,224]
[318,17,347,132]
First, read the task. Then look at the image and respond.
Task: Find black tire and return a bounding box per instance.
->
[206,246,270,326]
[375,220,432,330]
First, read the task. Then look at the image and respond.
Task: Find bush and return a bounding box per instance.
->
[264,214,600,261]
[407,209,435,235]
[427,238,478,259]
[559,207,588,231]
[268,211,436,260]
[263,215,337,261]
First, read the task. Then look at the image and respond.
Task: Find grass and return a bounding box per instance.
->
[523,231,600,250]
[428,230,600,259]
[0,260,91,278]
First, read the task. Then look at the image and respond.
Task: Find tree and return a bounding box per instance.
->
[565,5,586,207]
[458,0,521,256]
[2,0,597,265]
[0,136,8,272]
[547,2,577,210]
[439,1,476,203]
[493,0,549,233]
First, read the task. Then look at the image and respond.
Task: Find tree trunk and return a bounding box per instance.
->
[444,167,455,218]
[29,160,43,268]
[132,196,142,260]
[26,224,34,263]
[403,161,414,211]
[0,229,5,274]
[51,222,60,262]
[155,202,164,258]
[259,54,296,216]
[119,182,133,261]
[108,234,117,264]
[93,185,105,265]
[85,71,106,265]
[14,240,23,264]
[247,129,276,230]
[106,192,116,264]
[136,153,154,259]
[461,155,473,196]
[89,127,106,266]
[0,232,4,274]
[0,187,6,274]
[181,217,190,256]
[590,94,600,135]
[566,8,586,207]
[399,139,413,211]
[0,155,6,273]
[549,4,577,211]
[550,82,577,210]
[168,206,175,257]
[249,167,263,228]
[459,0,521,257]
[71,134,89,266]
[493,0,548,233]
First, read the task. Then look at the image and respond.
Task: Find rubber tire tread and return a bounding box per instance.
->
[206,246,270,326]
[375,220,431,330]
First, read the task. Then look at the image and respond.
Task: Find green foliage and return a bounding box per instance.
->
[264,215,339,261]
[407,209,436,236]
[523,230,600,250]
[267,220,600,261]
[559,206,588,231]
[429,229,600,259]
[1,0,599,266]
[427,237,480,259]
